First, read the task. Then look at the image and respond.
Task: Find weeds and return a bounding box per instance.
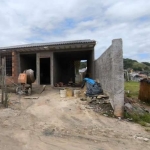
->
[124,112,150,126]
[145,128,150,132]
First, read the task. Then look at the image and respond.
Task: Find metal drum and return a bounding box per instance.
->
[23,69,35,84]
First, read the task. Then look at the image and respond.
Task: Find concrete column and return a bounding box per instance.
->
[36,53,40,85]
[112,39,124,117]
[50,52,54,86]
[91,49,94,78]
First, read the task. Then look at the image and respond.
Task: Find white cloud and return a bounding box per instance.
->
[0,0,150,62]
[105,0,150,21]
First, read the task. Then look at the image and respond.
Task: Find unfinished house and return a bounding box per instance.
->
[0,40,95,85]
[0,39,124,116]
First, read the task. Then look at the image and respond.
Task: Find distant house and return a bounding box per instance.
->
[130,73,147,82]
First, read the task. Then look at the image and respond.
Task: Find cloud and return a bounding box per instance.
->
[0,0,150,62]
[105,0,150,21]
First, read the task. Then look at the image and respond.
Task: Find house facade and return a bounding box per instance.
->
[0,38,125,117]
[0,40,95,85]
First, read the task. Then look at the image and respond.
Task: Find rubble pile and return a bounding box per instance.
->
[81,94,114,117]
[124,97,150,115]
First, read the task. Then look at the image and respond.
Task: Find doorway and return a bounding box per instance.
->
[40,58,50,84]
[20,54,36,78]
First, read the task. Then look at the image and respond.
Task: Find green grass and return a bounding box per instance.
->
[124,81,140,98]
[124,81,150,127]
[125,112,150,126]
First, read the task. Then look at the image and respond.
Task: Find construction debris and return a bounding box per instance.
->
[24,97,39,99]
[81,93,114,116]
[124,100,150,115]
[40,85,46,94]
[133,135,149,142]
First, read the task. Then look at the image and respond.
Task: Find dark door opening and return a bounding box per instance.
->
[40,58,50,84]
[53,51,92,86]
[20,54,36,78]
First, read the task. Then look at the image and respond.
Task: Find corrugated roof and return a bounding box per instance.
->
[0,39,96,50]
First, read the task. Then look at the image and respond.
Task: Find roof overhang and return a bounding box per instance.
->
[0,39,96,53]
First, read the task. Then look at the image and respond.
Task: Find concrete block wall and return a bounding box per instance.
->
[94,39,124,117]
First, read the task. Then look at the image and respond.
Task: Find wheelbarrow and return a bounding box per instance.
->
[16,69,35,95]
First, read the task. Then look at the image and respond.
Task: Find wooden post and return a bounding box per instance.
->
[3,57,8,107]
[1,58,5,104]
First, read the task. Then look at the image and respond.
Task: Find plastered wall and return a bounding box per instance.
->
[94,39,124,117]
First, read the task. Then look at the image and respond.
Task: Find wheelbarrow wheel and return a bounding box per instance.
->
[16,86,22,94]
[16,87,19,94]
[28,88,32,95]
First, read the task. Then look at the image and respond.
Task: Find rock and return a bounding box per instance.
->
[103,100,110,104]
[97,95,108,99]
[85,106,93,109]
[143,138,149,142]
[125,103,132,110]
[80,98,87,101]
[103,114,108,117]
[125,103,147,115]
[134,135,149,142]
[118,117,122,120]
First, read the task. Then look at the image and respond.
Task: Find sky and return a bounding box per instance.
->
[0,0,150,62]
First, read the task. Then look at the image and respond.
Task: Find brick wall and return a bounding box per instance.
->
[12,51,18,83]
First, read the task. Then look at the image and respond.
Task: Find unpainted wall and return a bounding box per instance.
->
[94,39,124,117]
[37,51,52,85]
[53,53,62,85]
[53,50,94,85]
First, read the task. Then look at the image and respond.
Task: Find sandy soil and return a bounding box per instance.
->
[0,86,150,150]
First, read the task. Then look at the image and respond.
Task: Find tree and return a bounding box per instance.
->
[142,62,150,66]
[124,58,150,71]
[79,61,87,69]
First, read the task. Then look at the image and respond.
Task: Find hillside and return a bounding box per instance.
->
[124,58,150,71]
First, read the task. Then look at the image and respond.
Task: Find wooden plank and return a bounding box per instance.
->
[24,97,39,99]
[1,58,5,104]
[40,85,46,94]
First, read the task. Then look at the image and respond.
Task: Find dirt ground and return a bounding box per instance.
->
[0,85,150,150]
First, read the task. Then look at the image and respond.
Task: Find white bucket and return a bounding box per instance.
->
[60,89,66,98]
[74,89,80,98]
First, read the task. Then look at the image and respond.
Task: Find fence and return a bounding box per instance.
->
[0,57,8,107]
[138,79,150,104]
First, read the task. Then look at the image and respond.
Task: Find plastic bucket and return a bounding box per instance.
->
[74,89,80,98]
[60,89,66,98]
[66,88,73,97]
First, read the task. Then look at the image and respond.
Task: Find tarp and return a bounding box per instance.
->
[83,78,103,96]
[84,78,95,85]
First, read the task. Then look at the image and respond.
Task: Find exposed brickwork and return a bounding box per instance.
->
[12,51,18,83]
[5,76,14,85]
